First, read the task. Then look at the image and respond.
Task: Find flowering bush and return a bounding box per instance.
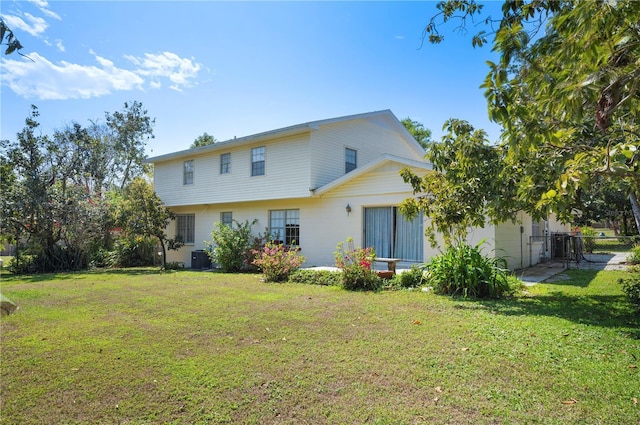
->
[252,242,306,282]
[334,237,381,291]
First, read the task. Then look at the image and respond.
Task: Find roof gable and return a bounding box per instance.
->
[312,154,432,196]
[145,109,424,163]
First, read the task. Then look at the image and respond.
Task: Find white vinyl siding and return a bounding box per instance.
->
[309,118,424,190]
[153,135,311,206]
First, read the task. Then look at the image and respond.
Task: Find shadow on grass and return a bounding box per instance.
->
[1,266,170,283]
[454,270,639,336]
[484,293,637,331]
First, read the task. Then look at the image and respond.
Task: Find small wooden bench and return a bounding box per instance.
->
[374,257,401,274]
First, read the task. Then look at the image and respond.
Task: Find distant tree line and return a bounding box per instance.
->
[0,102,181,273]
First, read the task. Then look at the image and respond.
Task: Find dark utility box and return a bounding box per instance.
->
[191,250,212,269]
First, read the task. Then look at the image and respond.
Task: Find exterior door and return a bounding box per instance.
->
[363,207,423,261]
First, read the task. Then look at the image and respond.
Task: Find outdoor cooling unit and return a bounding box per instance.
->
[191,250,212,270]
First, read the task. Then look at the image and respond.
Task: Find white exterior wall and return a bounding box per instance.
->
[314,162,430,267]
[151,111,566,272]
[309,118,425,190]
[162,169,566,272]
[164,196,377,268]
[154,134,312,206]
[494,216,529,270]
[165,161,433,268]
[492,212,572,270]
[547,215,571,233]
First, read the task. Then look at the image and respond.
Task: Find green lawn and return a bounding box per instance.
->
[591,237,636,253]
[1,268,638,424]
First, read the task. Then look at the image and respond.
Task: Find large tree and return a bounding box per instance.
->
[0,103,156,272]
[421,0,640,229]
[191,132,217,148]
[105,101,155,190]
[400,119,505,246]
[401,118,433,150]
[0,107,110,272]
[115,177,181,269]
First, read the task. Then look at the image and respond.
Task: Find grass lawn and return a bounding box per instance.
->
[590,238,636,253]
[1,268,639,424]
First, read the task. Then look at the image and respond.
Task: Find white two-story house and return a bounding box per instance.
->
[146,110,569,270]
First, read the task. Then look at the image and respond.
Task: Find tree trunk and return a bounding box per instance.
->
[158,237,167,269]
[629,191,640,234]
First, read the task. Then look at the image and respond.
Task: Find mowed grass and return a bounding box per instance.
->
[1,268,639,424]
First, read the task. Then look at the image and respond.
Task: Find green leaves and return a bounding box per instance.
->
[473,1,639,222]
[116,177,177,268]
[1,19,21,55]
[206,219,260,273]
[425,241,514,299]
[400,119,509,247]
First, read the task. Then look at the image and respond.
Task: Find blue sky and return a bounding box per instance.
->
[1,1,503,157]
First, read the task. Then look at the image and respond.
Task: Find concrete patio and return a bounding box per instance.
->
[516,252,631,285]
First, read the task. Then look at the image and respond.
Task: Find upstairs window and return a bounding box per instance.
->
[221,211,233,227]
[176,214,195,244]
[345,148,357,173]
[183,160,194,185]
[220,153,231,174]
[269,209,300,246]
[251,147,265,176]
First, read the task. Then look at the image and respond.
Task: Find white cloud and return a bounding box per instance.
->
[27,0,49,8]
[1,13,48,37]
[0,52,144,100]
[1,51,203,100]
[125,52,202,89]
[55,40,65,52]
[27,0,61,20]
[40,8,61,21]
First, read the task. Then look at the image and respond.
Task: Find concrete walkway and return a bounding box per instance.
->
[516,252,631,285]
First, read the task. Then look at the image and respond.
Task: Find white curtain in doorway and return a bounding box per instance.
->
[363,207,423,261]
[364,207,394,258]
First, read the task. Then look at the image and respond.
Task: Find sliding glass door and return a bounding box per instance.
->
[363,207,423,261]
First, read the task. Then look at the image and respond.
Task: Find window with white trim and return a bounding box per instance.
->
[221,211,233,227]
[345,148,357,173]
[251,146,265,176]
[220,153,230,174]
[183,160,194,185]
[176,214,195,244]
[269,209,300,246]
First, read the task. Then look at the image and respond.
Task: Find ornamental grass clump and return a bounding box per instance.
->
[334,237,381,291]
[425,241,514,299]
[252,242,305,282]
